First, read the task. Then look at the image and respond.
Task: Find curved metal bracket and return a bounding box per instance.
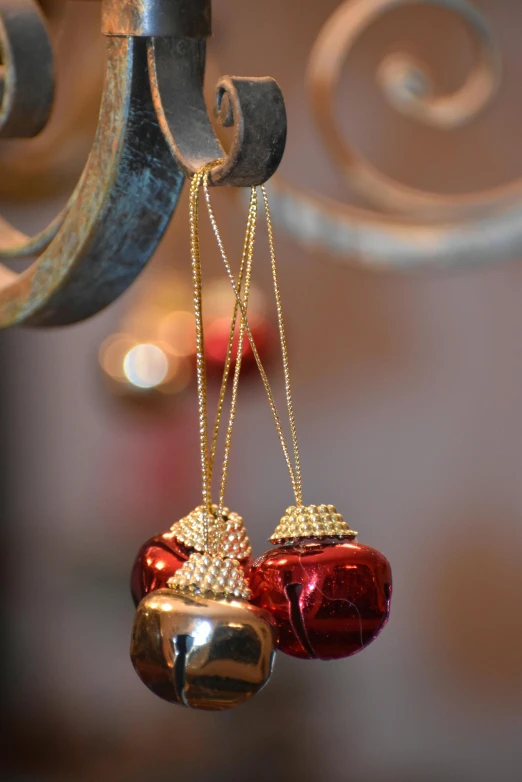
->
[0,0,287,328]
[0,35,184,327]
[148,38,287,187]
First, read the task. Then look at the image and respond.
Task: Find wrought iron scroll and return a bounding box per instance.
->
[0,0,286,328]
[269,0,522,270]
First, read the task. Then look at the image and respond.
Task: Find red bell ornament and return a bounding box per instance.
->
[249,504,392,660]
[130,530,191,607]
[131,505,253,606]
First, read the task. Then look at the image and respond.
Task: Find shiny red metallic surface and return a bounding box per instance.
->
[249,539,392,660]
[130,531,190,607]
[131,531,254,607]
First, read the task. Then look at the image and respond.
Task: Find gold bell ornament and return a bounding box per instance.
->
[130,165,277,709]
[131,550,276,710]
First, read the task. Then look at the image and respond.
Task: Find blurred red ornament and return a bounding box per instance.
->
[205,313,275,375]
[249,539,392,660]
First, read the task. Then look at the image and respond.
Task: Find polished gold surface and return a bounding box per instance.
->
[270,504,357,544]
[130,589,276,710]
[171,505,252,561]
[167,552,252,600]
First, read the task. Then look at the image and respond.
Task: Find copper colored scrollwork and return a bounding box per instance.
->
[269,0,522,270]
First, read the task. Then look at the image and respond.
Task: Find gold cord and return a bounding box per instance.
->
[202,177,303,506]
[189,166,213,526]
[215,185,257,512]
[189,163,257,552]
[209,187,257,504]
[190,159,305,543]
[261,185,303,504]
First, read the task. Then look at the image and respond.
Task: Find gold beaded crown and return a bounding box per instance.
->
[270,504,357,544]
[168,553,251,600]
[171,505,252,560]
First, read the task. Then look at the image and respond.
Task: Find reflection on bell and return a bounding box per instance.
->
[130,589,277,710]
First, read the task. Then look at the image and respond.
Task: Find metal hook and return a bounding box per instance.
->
[103,0,287,186]
[148,38,287,187]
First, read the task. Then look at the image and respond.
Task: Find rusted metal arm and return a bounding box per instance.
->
[0,0,287,328]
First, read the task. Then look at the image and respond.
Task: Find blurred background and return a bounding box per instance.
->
[1,0,522,780]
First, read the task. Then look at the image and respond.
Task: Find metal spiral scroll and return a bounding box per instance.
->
[0,0,286,328]
[270,0,522,269]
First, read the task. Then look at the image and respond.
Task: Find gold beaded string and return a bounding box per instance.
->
[261,185,303,504]
[189,165,213,533]
[215,188,258,513]
[189,162,257,552]
[208,187,257,500]
[202,175,303,506]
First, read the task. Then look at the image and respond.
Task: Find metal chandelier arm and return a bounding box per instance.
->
[0,35,184,327]
[0,0,288,328]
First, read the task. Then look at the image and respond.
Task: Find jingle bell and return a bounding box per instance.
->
[131,554,277,710]
[250,505,392,660]
[130,531,190,607]
[130,505,253,606]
